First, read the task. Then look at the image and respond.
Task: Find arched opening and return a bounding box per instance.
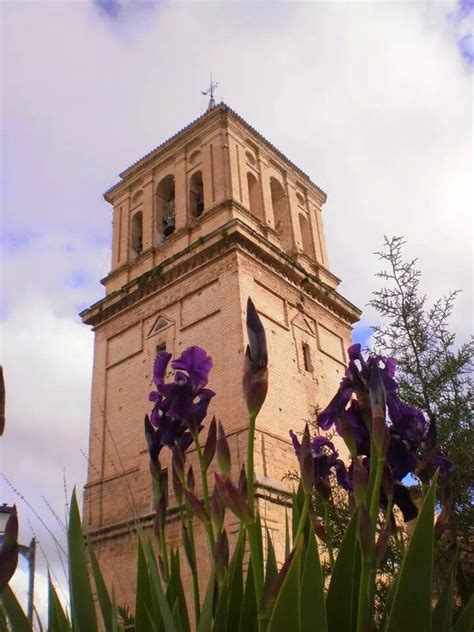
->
[247,172,264,222]
[190,171,204,218]
[298,213,314,259]
[156,175,175,240]
[270,177,291,252]
[131,211,143,257]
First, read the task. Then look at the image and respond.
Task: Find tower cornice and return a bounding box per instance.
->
[80,209,360,330]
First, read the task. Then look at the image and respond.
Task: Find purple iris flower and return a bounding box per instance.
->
[289,430,350,497]
[335,400,371,456]
[171,346,213,389]
[317,344,398,432]
[314,344,453,521]
[147,347,215,454]
[386,397,427,445]
[433,450,454,477]
[392,483,418,522]
[317,377,354,431]
[153,351,172,387]
[386,433,418,481]
[416,418,453,483]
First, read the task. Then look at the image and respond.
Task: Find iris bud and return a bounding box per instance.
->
[369,364,390,457]
[0,506,18,592]
[215,530,229,582]
[214,472,252,524]
[203,417,217,470]
[211,485,226,532]
[184,489,208,524]
[299,424,314,494]
[243,298,268,417]
[216,422,231,477]
[187,465,195,491]
[238,464,248,498]
[313,518,327,543]
[339,414,358,457]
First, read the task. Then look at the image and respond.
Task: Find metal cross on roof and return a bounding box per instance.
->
[201,73,219,111]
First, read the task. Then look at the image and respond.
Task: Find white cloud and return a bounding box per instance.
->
[0,296,93,618]
[10,564,62,629]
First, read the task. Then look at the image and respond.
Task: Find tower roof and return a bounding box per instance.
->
[104,103,326,203]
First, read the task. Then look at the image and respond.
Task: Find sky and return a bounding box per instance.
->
[1,0,472,624]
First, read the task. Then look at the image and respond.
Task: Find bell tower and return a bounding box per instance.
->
[81,103,360,605]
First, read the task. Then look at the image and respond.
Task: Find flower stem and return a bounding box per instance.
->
[359,455,385,630]
[356,559,371,632]
[323,501,335,567]
[369,457,385,531]
[245,411,264,607]
[367,463,390,623]
[178,504,200,625]
[294,493,310,544]
[193,431,216,555]
[154,478,170,580]
[158,527,170,581]
[187,515,201,625]
[367,441,377,502]
[247,412,257,513]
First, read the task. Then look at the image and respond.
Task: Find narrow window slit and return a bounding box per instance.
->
[302,342,312,373]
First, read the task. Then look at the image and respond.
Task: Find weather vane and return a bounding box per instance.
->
[202,73,219,111]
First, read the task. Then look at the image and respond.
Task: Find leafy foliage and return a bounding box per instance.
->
[370,236,474,604]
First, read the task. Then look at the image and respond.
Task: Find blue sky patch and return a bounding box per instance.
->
[0,231,34,253]
[93,0,121,19]
[458,33,474,65]
[351,323,373,349]
[402,473,419,487]
[66,270,91,289]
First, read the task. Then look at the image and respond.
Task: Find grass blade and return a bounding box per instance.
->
[300,530,326,632]
[227,528,245,630]
[67,488,97,632]
[385,472,438,632]
[88,539,113,631]
[263,527,278,597]
[326,510,358,632]
[453,593,474,632]
[143,538,177,632]
[432,562,455,632]
[197,569,216,632]
[239,558,258,632]
[135,538,153,632]
[266,535,303,632]
[48,572,71,632]
[0,584,32,632]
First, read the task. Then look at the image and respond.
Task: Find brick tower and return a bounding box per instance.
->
[81,103,360,606]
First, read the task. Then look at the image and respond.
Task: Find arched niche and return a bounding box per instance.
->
[296,191,305,207]
[298,213,315,259]
[156,175,175,240]
[131,211,143,257]
[189,149,201,166]
[132,189,144,204]
[190,170,204,218]
[247,172,264,222]
[270,177,291,252]
[245,151,256,166]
